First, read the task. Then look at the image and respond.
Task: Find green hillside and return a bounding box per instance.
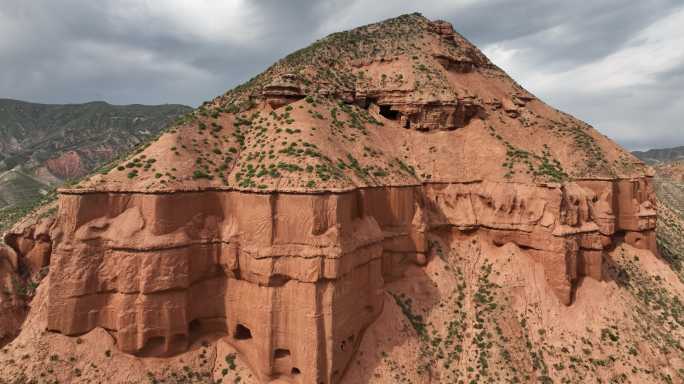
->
[0,99,191,233]
[633,146,684,164]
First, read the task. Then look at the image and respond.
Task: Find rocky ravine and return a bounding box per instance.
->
[1,14,681,384]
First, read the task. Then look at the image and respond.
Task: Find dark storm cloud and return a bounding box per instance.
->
[448,0,680,66]
[0,0,682,150]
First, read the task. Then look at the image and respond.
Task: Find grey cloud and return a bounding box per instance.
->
[0,0,681,150]
[656,62,684,83]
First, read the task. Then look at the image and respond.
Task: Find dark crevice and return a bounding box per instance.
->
[606,230,626,252]
[234,323,252,340]
[188,319,201,333]
[379,105,400,120]
[516,243,534,251]
[274,348,290,358]
[267,274,290,287]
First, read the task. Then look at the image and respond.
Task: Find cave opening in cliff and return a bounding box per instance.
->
[234,323,252,340]
[138,336,165,356]
[169,334,187,352]
[269,274,290,287]
[274,348,291,358]
[379,104,400,120]
[291,367,301,375]
[188,319,201,334]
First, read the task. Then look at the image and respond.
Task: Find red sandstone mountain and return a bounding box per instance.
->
[1,14,682,384]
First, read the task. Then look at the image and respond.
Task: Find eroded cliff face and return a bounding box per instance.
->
[0,212,54,347]
[45,174,656,383]
[4,215,54,276]
[48,189,398,383]
[2,13,670,384]
[0,243,23,347]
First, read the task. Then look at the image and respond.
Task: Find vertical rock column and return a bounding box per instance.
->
[220,192,387,383]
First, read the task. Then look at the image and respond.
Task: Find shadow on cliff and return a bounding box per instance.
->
[0,223,52,350]
[342,252,443,384]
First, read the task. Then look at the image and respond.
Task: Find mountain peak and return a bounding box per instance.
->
[217,13,489,112]
[70,15,646,194]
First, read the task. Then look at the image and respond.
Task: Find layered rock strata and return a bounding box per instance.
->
[0,213,54,346]
[263,74,306,109]
[46,175,655,383]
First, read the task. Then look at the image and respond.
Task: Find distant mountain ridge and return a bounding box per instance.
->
[629,145,684,282]
[632,145,684,164]
[0,98,191,172]
[0,98,191,231]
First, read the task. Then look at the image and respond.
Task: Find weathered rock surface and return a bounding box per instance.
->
[0,245,25,347]
[0,209,56,348]
[0,241,18,271]
[0,13,670,384]
[45,175,655,382]
[263,74,306,109]
[4,215,54,276]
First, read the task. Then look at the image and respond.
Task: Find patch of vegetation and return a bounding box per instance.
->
[489,126,567,182]
[546,116,612,177]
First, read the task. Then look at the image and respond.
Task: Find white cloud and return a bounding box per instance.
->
[108,0,260,44]
[492,6,684,96]
[478,4,684,150]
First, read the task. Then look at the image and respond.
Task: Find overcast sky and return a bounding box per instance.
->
[1,1,682,150]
